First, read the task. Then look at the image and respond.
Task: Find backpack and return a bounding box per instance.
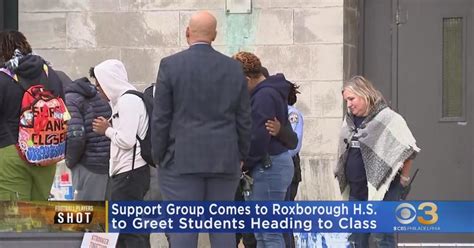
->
[1,65,69,166]
[123,90,155,167]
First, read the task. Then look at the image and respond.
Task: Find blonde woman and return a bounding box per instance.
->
[335,75,420,247]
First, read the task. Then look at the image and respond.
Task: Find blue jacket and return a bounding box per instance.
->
[288,105,304,157]
[65,77,112,174]
[245,74,290,170]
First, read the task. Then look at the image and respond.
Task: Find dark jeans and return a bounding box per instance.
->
[107,165,151,248]
[283,181,299,248]
[348,177,404,248]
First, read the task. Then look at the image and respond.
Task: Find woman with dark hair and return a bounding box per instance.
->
[266,79,303,248]
[335,75,420,247]
[0,31,32,64]
[234,51,294,248]
[263,73,303,248]
[0,30,65,200]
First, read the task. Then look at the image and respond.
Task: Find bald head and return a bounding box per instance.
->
[186,11,217,45]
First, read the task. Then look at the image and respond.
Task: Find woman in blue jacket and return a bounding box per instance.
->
[266,80,303,248]
[234,52,294,248]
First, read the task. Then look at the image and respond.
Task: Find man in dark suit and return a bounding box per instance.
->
[151,11,252,248]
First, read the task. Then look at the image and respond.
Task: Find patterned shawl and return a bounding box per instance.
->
[334,101,420,200]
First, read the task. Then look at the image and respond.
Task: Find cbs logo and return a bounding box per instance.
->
[395,202,439,225]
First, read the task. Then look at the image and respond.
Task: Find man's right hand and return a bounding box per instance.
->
[92,116,110,135]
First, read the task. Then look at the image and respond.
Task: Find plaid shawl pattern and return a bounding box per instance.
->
[334,101,420,200]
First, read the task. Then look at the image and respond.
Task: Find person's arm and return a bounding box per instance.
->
[101,95,142,149]
[265,117,298,150]
[65,95,86,168]
[400,159,413,187]
[244,90,275,170]
[152,59,173,164]
[235,75,252,162]
[289,110,304,157]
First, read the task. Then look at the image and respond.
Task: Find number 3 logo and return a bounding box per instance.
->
[417,202,439,225]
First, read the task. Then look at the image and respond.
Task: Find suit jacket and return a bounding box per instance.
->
[152,44,251,175]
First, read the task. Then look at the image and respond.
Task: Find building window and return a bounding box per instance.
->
[442,17,465,120]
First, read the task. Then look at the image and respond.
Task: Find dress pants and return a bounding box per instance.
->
[158,165,240,248]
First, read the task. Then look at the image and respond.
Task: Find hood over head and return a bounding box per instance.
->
[15,54,46,80]
[93,59,135,105]
[65,77,97,99]
[252,73,290,101]
[13,54,59,92]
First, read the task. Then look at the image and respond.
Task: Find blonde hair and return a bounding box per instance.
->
[342,75,386,114]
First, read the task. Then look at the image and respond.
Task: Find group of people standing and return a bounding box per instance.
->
[0,10,419,248]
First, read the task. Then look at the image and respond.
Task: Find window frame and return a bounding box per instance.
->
[440,16,467,122]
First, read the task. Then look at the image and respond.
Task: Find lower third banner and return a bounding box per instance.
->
[107,201,474,233]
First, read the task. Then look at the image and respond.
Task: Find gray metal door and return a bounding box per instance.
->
[397,0,473,243]
[397,0,473,201]
[364,0,473,243]
[0,0,18,30]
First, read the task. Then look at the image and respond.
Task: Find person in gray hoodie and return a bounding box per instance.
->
[91,59,150,248]
[65,71,112,201]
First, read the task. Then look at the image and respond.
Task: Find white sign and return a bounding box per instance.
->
[81,233,119,248]
[226,0,252,14]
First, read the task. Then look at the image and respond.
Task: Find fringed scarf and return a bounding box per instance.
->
[334,101,420,200]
